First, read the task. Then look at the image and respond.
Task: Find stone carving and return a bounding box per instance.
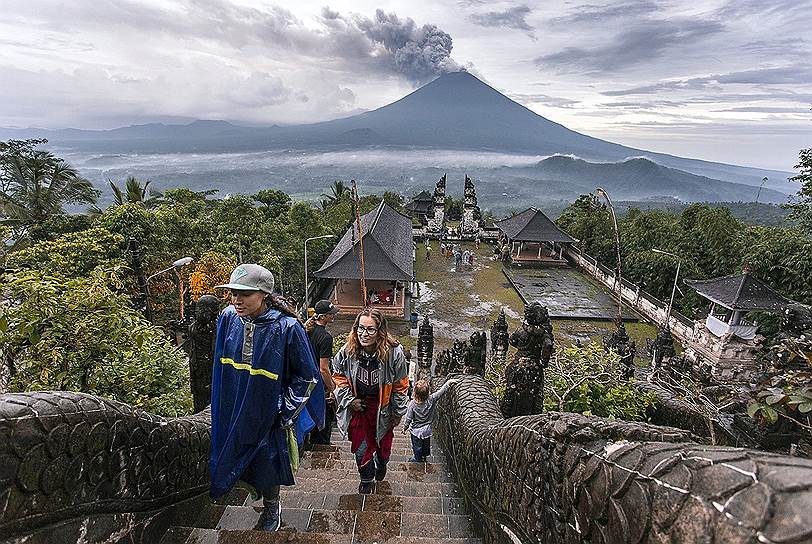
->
[501,302,554,417]
[433,374,812,544]
[0,391,210,541]
[647,324,676,373]
[463,332,488,376]
[604,321,636,379]
[416,316,434,382]
[187,295,220,413]
[460,174,481,236]
[427,174,446,233]
[450,340,467,374]
[489,308,510,364]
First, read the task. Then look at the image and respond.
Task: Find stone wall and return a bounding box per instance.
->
[0,391,210,542]
[563,246,695,343]
[434,374,812,544]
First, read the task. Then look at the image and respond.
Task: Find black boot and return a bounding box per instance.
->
[358,481,375,494]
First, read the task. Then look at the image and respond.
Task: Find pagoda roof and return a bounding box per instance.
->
[685,272,789,312]
[410,190,433,202]
[314,201,413,281]
[494,207,575,243]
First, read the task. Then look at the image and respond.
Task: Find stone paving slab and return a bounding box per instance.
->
[505,266,635,320]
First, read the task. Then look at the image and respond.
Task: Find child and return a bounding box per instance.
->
[402,378,459,462]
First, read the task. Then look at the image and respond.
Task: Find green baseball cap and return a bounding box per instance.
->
[216,264,275,294]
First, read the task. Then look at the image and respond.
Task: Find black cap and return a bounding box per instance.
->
[314,300,340,315]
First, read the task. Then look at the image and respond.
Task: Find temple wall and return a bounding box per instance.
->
[563,246,696,343]
[434,374,812,544]
[0,391,211,543]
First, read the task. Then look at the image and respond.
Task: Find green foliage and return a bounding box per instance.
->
[743,226,812,305]
[108,176,162,208]
[544,343,655,421]
[785,147,812,235]
[556,194,615,263]
[7,227,125,278]
[253,189,291,220]
[444,195,463,221]
[747,372,812,429]
[0,267,192,416]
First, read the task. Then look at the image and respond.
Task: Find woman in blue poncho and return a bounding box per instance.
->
[209,263,325,532]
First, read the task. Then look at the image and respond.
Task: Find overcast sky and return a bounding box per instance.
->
[1,0,810,170]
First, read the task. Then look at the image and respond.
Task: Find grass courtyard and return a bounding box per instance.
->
[412,241,661,360]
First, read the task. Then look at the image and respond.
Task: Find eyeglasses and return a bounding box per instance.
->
[356,325,378,336]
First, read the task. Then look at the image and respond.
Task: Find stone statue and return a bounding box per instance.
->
[450,339,467,374]
[463,331,488,376]
[434,349,450,376]
[188,295,221,412]
[416,316,434,381]
[604,321,636,379]
[648,324,676,374]
[501,302,554,417]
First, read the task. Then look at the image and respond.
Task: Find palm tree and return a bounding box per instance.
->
[0,150,98,229]
[108,176,163,208]
[320,180,351,208]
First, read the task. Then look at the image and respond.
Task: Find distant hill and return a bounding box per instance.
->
[523,155,787,203]
[0,71,796,201]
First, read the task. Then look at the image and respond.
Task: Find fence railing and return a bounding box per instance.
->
[563,245,696,342]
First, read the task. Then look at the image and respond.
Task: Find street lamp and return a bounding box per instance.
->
[304,235,336,311]
[652,248,681,326]
[755,177,768,204]
[145,256,194,321]
[595,187,622,323]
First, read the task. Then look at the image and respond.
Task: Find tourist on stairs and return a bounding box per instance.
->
[305,299,340,445]
[333,309,409,494]
[403,378,459,462]
[209,264,326,532]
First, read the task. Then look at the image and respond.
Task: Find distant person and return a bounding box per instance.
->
[333,309,409,493]
[468,252,475,266]
[462,250,471,267]
[210,264,325,532]
[403,378,459,462]
[305,300,340,445]
[425,244,432,261]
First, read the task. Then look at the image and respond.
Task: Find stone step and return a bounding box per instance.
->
[284,478,463,497]
[293,465,454,484]
[162,526,482,544]
[298,458,446,473]
[163,506,477,541]
[303,451,446,463]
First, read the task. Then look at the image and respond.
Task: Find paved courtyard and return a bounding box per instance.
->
[505,267,633,320]
[412,242,659,357]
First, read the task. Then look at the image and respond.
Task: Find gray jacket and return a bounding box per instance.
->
[332,344,409,444]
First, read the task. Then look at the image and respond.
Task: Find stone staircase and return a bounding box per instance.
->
[160,427,481,543]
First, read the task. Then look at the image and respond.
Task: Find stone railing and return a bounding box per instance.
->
[0,391,211,543]
[434,374,812,544]
[563,246,695,343]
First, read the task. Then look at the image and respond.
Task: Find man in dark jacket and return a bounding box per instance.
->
[307,299,340,444]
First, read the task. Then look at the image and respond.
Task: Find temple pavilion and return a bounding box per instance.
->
[405,190,434,224]
[685,268,789,340]
[314,201,413,318]
[494,207,575,263]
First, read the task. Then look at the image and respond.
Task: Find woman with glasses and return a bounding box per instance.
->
[333,308,409,493]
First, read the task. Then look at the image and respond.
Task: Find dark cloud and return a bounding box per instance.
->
[469,6,534,32]
[603,64,812,95]
[353,9,461,83]
[548,1,661,24]
[535,19,724,73]
[9,1,460,85]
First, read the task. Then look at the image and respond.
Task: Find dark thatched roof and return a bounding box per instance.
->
[494,207,575,243]
[685,272,789,312]
[314,201,413,281]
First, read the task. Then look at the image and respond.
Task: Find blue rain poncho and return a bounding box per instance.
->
[209,305,325,498]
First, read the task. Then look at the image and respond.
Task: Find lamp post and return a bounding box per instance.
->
[304,235,336,311]
[595,187,622,323]
[755,177,768,204]
[145,256,194,321]
[652,248,681,326]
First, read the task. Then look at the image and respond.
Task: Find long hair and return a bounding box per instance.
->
[345,308,399,361]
